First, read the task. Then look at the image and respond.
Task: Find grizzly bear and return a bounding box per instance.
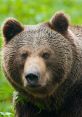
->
[2,12,82,117]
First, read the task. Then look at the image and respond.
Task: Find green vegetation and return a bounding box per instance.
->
[0,0,82,116]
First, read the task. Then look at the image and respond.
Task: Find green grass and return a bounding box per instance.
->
[0,0,82,116]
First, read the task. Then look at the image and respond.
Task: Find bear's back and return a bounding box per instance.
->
[70,26,82,42]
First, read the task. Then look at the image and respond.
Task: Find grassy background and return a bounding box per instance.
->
[0,0,82,116]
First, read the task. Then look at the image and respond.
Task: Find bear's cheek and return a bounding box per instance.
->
[13,56,25,78]
[46,56,65,84]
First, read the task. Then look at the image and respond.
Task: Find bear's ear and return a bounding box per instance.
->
[2,18,24,44]
[50,12,69,33]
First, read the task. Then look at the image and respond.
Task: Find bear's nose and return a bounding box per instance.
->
[25,72,40,86]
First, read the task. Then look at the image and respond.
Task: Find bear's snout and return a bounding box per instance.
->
[24,65,41,87]
[23,56,47,88]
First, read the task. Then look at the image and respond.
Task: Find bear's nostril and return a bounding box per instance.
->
[25,73,39,86]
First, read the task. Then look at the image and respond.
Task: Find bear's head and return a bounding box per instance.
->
[2,12,73,98]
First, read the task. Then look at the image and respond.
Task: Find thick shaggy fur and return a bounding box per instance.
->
[2,12,82,117]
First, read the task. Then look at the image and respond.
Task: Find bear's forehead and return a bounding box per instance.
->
[8,24,65,49]
[15,24,61,39]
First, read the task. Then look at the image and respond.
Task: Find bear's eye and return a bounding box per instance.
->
[20,52,28,59]
[42,52,50,59]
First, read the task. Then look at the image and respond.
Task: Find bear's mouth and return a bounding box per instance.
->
[27,84,43,91]
[26,83,48,94]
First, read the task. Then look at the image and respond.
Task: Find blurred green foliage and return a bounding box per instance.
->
[0,0,82,116]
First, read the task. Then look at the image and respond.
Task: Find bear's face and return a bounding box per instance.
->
[2,12,73,98]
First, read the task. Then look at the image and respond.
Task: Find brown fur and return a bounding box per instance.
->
[2,12,82,117]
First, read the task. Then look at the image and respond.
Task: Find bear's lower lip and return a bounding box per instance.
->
[27,84,44,92]
[28,84,41,89]
[27,85,49,95]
